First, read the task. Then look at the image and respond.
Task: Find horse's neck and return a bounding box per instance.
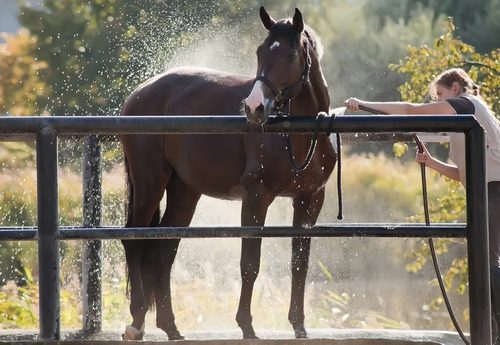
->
[303,41,329,113]
[297,61,329,114]
[311,64,330,112]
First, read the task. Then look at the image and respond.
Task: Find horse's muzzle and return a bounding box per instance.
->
[244,99,273,125]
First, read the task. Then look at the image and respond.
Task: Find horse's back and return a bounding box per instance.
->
[121,67,253,116]
[120,67,256,199]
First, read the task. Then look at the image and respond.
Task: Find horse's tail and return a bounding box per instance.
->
[123,152,161,226]
[122,151,133,300]
[124,152,133,227]
[123,151,160,310]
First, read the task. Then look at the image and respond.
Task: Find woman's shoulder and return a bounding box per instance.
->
[446,96,475,115]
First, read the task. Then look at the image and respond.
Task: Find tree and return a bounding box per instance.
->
[391,18,500,117]
[15,0,228,116]
[364,0,500,53]
[0,29,49,116]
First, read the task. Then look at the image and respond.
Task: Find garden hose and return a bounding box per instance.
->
[358,104,470,345]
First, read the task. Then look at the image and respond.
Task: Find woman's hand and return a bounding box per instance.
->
[415,143,432,166]
[344,97,363,112]
[415,143,461,181]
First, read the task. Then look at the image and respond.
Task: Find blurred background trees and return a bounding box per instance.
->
[1,0,499,117]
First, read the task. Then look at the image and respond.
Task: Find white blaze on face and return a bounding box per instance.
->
[245,80,265,114]
[244,41,281,117]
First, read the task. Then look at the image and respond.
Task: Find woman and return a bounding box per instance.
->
[344,68,500,343]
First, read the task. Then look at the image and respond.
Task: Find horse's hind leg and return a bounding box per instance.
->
[122,239,148,340]
[123,245,156,340]
[288,190,325,339]
[155,174,201,340]
[121,140,172,340]
[152,239,182,340]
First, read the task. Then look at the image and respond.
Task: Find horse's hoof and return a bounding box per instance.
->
[167,330,185,341]
[122,325,145,340]
[293,325,308,339]
[242,329,259,339]
[159,324,185,340]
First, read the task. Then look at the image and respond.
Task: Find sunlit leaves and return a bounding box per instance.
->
[0,268,38,328]
[392,142,408,157]
[0,29,50,116]
[390,18,500,115]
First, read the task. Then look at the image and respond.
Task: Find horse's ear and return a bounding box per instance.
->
[292,8,304,34]
[260,6,276,30]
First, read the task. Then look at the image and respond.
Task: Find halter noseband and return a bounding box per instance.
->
[254,40,312,112]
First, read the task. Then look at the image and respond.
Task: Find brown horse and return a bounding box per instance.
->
[120,7,336,340]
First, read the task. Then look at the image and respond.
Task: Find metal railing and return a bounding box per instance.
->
[0,114,491,344]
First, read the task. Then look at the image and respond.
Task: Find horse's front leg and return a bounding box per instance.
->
[289,188,325,339]
[236,186,274,339]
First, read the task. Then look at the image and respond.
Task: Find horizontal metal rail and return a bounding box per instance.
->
[0,223,467,241]
[0,114,478,135]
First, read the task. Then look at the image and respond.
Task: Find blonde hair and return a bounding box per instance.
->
[429,68,479,100]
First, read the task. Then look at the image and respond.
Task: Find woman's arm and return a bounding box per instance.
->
[344,97,461,181]
[344,97,456,115]
[416,144,460,181]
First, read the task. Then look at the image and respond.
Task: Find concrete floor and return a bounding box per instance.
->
[0,328,467,345]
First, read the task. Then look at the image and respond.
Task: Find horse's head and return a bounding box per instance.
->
[244,7,311,125]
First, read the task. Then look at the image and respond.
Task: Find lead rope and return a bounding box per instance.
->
[358,105,470,345]
[285,111,324,172]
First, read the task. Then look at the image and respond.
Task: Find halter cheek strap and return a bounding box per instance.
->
[254,40,311,110]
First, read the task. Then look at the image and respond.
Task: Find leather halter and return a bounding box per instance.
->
[254,40,311,113]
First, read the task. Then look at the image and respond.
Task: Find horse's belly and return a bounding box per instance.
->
[166,135,246,200]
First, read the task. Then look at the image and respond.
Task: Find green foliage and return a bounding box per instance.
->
[390,18,500,115]
[0,29,50,116]
[0,268,37,328]
[0,0,448,118]
[393,142,408,158]
[17,0,131,115]
[296,0,447,108]
[364,0,499,54]
[0,242,33,286]
[1,0,497,119]
[12,0,224,116]
[404,177,468,316]
[329,152,448,223]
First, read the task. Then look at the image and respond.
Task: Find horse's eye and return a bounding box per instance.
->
[288,53,297,63]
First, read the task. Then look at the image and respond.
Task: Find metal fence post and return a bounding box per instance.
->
[466,124,491,345]
[36,127,60,340]
[82,135,103,333]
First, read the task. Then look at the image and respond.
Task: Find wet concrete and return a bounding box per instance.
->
[0,329,466,345]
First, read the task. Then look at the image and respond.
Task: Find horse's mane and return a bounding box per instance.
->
[268,18,324,61]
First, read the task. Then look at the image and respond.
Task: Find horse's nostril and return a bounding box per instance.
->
[256,104,264,114]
